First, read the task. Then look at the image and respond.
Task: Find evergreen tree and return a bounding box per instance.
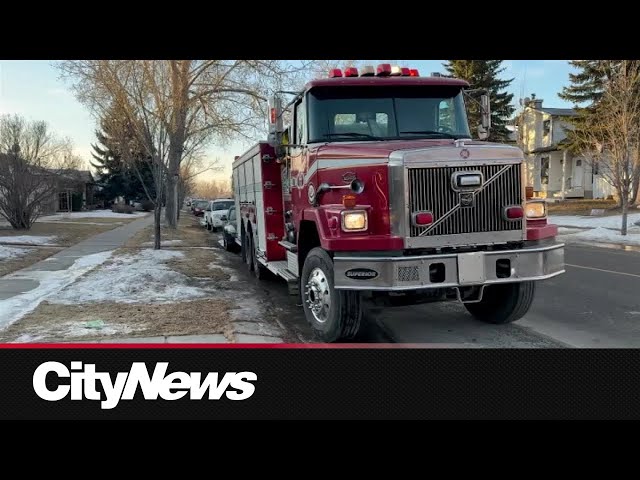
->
[90,106,154,203]
[444,60,515,142]
[559,60,640,205]
[558,60,625,154]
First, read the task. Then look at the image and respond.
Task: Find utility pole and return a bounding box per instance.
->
[561,150,567,201]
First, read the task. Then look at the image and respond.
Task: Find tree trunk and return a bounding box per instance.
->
[621,190,629,236]
[164,175,176,229]
[631,174,640,206]
[154,204,162,249]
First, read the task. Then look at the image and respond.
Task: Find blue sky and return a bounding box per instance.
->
[0,60,576,181]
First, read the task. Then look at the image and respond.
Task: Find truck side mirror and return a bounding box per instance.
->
[267,95,284,148]
[478,93,491,140]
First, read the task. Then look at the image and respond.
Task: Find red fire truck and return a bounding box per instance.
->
[232,64,565,342]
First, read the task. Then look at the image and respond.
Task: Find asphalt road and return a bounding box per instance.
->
[375,243,640,348]
[210,218,640,347]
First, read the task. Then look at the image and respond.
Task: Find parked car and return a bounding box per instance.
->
[191,199,209,217]
[222,205,239,252]
[205,198,235,231]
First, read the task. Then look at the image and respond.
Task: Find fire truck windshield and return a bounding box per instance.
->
[307,85,472,143]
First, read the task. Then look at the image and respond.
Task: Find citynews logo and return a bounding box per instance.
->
[33,361,257,410]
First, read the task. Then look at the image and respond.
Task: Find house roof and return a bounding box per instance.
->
[538,107,577,117]
[57,169,95,183]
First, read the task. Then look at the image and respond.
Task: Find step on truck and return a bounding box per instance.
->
[232,64,565,342]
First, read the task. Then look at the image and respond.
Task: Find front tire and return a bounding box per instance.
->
[301,247,363,342]
[465,281,536,324]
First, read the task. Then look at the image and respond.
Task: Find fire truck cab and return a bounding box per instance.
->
[232,64,565,342]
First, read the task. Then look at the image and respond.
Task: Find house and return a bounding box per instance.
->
[517,96,615,199]
[41,169,97,213]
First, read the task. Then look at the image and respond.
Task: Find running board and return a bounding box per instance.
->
[265,261,298,282]
[278,240,297,253]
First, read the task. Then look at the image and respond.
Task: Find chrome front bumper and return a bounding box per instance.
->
[333,243,565,291]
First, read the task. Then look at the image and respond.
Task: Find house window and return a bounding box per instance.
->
[576,159,582,167]
[543,119,551,136]
[540,157,550,185]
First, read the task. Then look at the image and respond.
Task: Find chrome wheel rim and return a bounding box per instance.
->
[305,267,331,323]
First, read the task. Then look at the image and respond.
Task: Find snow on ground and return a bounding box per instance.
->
[0,245,29,261]
[0,251,113,330]
[38,211,148,222]
[559,226,640,246]
[50,249,212,305]
[141,239,183,246]
[557,227,584,235]
[0,235,58,245]
[550,213,640,229]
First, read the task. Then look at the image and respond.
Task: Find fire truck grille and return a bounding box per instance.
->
[408,163,522,237]
[397,266,420,282]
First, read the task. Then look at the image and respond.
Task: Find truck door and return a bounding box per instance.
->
[290,97,308,224]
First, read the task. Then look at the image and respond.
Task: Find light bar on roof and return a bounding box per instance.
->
[360,65,375,76]
[376,63,392,76]
[329,68,343,78]
[344,67,358,77]
[401,67,410,76]
[409,69,420,77]
[390,65,403,76]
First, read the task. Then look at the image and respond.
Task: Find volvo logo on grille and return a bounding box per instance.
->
[459,192,475,207]
[345,268,379,280]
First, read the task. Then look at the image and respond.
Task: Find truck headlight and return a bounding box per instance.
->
[525,201,547,219]
[341,210,368,232]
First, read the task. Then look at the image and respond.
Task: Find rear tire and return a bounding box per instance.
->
[301,247,363,342]
[245,230,254,271]
[465,281,536,324]
[224,235,233,252]
[250,233,269,280]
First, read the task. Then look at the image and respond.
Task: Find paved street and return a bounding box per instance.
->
[212,233,640,347]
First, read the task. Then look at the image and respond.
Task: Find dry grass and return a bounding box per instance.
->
[547,199,619,216]
[167,248,230,281]
[1,221,124,247]
[39,217,140,225]
[125,212,215,248]
[0,299,235,343]
[0,247,62,277]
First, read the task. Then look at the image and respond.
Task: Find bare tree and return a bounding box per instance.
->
[570,61,640,235]
[58,60,311,230]
[193,178,232,199]
[0,114,78,229]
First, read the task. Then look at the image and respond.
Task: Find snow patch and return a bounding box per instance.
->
[0,245,29,261]
[0,251,113,330]
[63,322,138,338]
[37,211,148,221]
[0,235,58,245]
[557,227,584,235]
[50,248,212,305]
[141,239,183,246]
[13,334,45,343]
[562,226,640,246]
[550,213,640,229]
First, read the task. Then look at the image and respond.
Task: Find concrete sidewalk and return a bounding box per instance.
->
[0,213,153,301]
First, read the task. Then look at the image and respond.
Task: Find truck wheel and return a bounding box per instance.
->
[465,281,536,324]
[250,233,268,280]
[301,247,363,342]
[244,230,254,271]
